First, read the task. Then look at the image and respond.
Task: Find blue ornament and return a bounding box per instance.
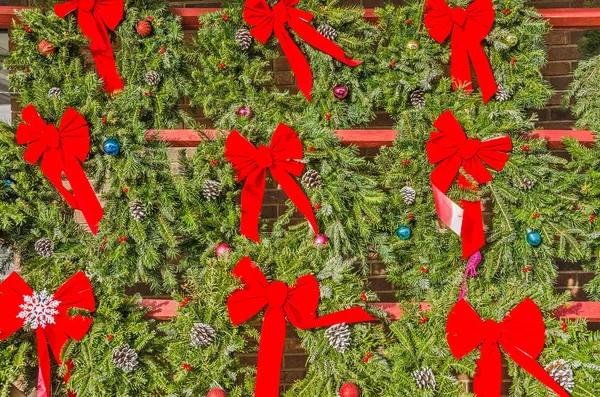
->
[395,225,412,240]
[526,231,542,247]
[103,138,121,156]
[4,179,12,187]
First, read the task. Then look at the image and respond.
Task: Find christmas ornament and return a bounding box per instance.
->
[128,201,146,222]
[313,233,329,245]
[237,106,252,118]
[427,110,512,258]
[399,186,416,205]
[316,23,337,41]
[224,125,318,242]
[203,180,222,200]
[446,298,569,397]
[144,70,161,86]
[395,225,411,240]
[227,257,376,397]
[235,28,253,51]
[301,169,322,190]
[513,176,535,190]
[405,39,419,51]
[17,105,104,234]
[243,0,361,101]
[34,237,54,257]
[136,20,152,37]
[0,271,94,397]
[4,178,12,187]
[190,323,216,347]
[111,344,139,371]
[494,84,512,101]
[324,322,351,353]
[504,33,518,47]
[412,367,436,390]
[207,389,227,397]
[333,85,348,99]
[424,0,497,102]
[545,359,575,392]
[103,138,121,156]
[526,231,542,247]
[54,0,124,92]
[38,40,55,55]
[216,243,232,257]
[339,383,360,397]
[410,89,426,108]
[47,87,62,99]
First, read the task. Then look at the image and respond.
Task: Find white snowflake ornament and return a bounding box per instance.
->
[17,290,61,329]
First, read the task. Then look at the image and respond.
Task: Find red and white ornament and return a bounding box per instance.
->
[215,243,232,257]
[313,234,329,246]
[136,20,152,37]
[339,382,360,397]
[38,40,55,55]
[207,388,227,397]
[237,106,252,118]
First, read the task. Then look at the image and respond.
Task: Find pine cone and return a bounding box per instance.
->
[190,323,216,347]
[324,323,351,353]
[144,70,161,86]
[111,344,139,372]
[235,28,253,51]
[128,201,146,222]
[410,90,426,108]
[34,238,54,257]
[513,177,535,190]
[203,180,222,200]
[301,169,322,190]
[316,24,337,41]
[399,186,417,205]
[47,87,61,99]
[495,84,512,102]
[545,359,574,392]
[412,366,436,390]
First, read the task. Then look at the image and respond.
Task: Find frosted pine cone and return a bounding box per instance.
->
[203,180,222,200]
[190,323,216,347]
[324,323,351,353]
[34,238,54,257]
[111,344,138,372]
[47,87,61,99]
[545,359,574,392]
[128,201,146,222]
[495,84,512,101]
[235,28,253,51]
[316,24,337,41]
[410,90,426,108]
[144,70,161,86]
[399,186,416,205]
[301,169,322,190]
[513,176,535,190]
[412,366,436,390]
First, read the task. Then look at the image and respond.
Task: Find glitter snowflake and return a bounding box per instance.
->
[17,290,61,329]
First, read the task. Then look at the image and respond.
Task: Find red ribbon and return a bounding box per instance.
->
[227,257,376,397]
[424,0,497,103]
[16,105,104,235]
[426,110,511,258]
[0,271,95,397]
[54,0,124,93]
[447,298,570,397]
[243,0,362,101]
[224,124,317,242]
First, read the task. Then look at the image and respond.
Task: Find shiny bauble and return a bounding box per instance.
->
[405,39,419,52]
[215,243,232,257]
[395,225,411,240]
[339,382,360,397]
[102,139,121,156]
[526,230,542,247]
[333,85,348,99]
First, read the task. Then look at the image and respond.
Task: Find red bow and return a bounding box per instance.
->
[424,0,497,103]
[0,271,95,397]
[16,105,104,235]
[54,0,124,93]
[244,0,362,101]
[447,298,570,397]
[227,257,376,397]
[426,110,511,258]
[224,124,317,242]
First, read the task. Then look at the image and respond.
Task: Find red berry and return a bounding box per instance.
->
[122,187,129,193]
[100,237,107,252]
[102,117,107,124]
[24,26,32,33]
[158,47,166,54]
[146,15,154,22]
[182,363,191,371]
[391,60,396,67]
[408,213,414,221]
[511,57,517,65]
[308,146,315,152]
[25,68,29,73]
[590,215,595,223]
[502,9,511,15]
[419,266,428,273]
[144,91,152,97]
[420,316,428,324]
[222,13,229,20]
[360,292,367,302]
[339,382,360,397]
[532,212,540,219]
[405,18,413,24]
[118,236,127,243]
[362,352,372,362]
[314,203,321,210]
[218,63,225,69]
[562,321,567,332]
[325,113,331,120]
[107,334,113,341]
[521,145,530,151]
[210,160,218,165]
[401,159,410,166]
[180,297,190,307]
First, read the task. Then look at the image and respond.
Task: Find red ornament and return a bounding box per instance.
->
[360,292,367,302]
[136,20,152,37]
[218,63,225,69]
[521,145,531,151]
[182,363,191,371]
[401,159,410,166]
[38,40,56,55]
[502,9,511,15]
[216,243,232,257]
[339,382,360,397]
[325,113,331,120]
[207,388,227,397]
[237,106,252,118]
[158,47,166,54]
[107,334,113,341]
[118,236,127,243]
[314,234,329,246]
[333,85,348,99]
[210,160,218,165]
[24,25,32,33]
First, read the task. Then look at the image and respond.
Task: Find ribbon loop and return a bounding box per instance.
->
[224,124,318,242]
[227,257,376,397]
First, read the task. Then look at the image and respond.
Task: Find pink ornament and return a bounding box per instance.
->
[340,382,360,397]
[333,85,348,99]
[215,243,232,257]
[237,106,252,118]
[206,388,227,397]
[313,234,329,246]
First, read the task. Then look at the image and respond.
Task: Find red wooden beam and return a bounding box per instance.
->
[141,299,600,322]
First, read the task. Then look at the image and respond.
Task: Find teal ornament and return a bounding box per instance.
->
[103,139,120,156]
[396,225,411,240]
[526,231,542,247]
[4,179,12,187]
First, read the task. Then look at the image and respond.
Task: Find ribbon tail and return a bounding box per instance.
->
[255,307,286,397]
[432,183,463,235]
[40,151,80,210]
[474,342,502,397]
[450,28,473,93]
[460,200,485,259]
[63,156,104,235]
[240,170,267,242]
[274,23,313,101]
[468,41,497,103]
[63,361,77,397]
[36,329,51,397]
[271,165,318,236]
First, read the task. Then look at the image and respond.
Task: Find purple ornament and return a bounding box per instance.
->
[313,234,329,246]
[215,243,232,257]
[333,85,348,99]
[237,106,252,118]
